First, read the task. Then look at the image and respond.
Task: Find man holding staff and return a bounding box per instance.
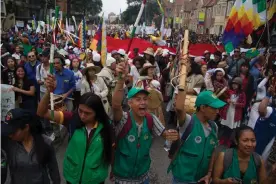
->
[167,30,226,184]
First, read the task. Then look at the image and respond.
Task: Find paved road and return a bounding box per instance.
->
[56,134,172,184]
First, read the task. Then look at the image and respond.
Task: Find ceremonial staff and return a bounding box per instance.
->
[49,6,59,120]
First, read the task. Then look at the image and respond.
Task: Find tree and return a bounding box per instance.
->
[122,0,162,26]
[70,0,103,17]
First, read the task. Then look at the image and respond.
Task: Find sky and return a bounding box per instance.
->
[102,0,128,15]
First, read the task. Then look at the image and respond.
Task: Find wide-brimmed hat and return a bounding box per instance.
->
[83,63,101,74]
[140,62,156,75]
[143,48,154,56]
[231,77,243,85]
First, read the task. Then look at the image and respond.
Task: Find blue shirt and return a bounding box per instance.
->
[24,61,41,86]
[249,57,261,90]
[53,68,76,97]
[254,107,276,154]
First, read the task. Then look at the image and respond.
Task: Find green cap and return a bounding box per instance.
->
[127,87,149,99]
[195,90,226,109]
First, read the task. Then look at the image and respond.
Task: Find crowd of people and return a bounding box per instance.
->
[1,26,276,184]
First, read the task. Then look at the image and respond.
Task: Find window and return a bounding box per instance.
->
[216,5,221,16]
[221,5,226,16]
[227,1,234,16]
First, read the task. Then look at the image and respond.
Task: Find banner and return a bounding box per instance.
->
[198,12,205,25]
[1,84,15,120]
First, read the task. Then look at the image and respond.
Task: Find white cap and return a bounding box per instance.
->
[68,46,73,49]
[118,49,126,56]
[93,53,101,62]
[106,56,116,67]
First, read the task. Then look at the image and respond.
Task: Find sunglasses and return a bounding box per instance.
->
[28,55,35,58]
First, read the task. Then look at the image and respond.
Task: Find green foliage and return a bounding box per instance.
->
[122,0,162,26]
[70,0,103,16]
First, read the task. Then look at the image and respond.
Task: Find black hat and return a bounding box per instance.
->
[1,108,34,136]
[40,48,50,57]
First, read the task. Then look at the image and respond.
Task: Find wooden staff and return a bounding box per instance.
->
[178,30,189,91]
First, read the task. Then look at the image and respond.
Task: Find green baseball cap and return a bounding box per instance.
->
[195,90,226,109]
[127,87,149,99]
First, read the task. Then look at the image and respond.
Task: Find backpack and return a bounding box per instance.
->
[223,148,261,174]
[117,112,154,140]
[169,117,217,161]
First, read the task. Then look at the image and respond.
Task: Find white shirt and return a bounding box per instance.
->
[36,63,50,93]
[73,70,83,91]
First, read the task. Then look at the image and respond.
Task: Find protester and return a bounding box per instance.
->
[81,63,111,116]
[1,56,17,85]
[36,48,50,100]
[168,89,226,183]
[213,126,275,184]
[53,54,75,111]
[220,77,246,147]
[1,108,60,184]
[12,65,36,111]
[112,61,179,183]
[70,57,83,109]
[37,75,113,184]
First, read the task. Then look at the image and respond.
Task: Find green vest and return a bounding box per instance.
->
[168,114,218,182]
[223,149,258,184]
[113,112,152,178]
[63,123,108,184]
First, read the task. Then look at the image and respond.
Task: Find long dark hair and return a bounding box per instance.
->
[230,76,243,95]
[144,54,155,65]
[234,126,255,147]
[14,65,28,87]
[188,61,202,77]
[6,57,17,69]
[78,93,113,164]
[18,110,51,166]
[69,58,81,70]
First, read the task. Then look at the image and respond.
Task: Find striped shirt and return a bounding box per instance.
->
[114,111,165,184]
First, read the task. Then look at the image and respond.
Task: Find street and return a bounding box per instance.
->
[56,134,172,184]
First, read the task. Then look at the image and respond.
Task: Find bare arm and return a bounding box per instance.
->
[37,91,63,123]
[259,97,270,117]
[112,62,129,122]
[14,86,35,96]
[213,152,229,184]
[112,80,125,122]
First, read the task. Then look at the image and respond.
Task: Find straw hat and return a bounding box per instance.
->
[140,62,156,75]
[83,63,101,74]
[143,47,154,56]
[232,77,243,85]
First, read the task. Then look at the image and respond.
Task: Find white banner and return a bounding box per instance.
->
[1,84,15,120]
[145,26,155,35]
